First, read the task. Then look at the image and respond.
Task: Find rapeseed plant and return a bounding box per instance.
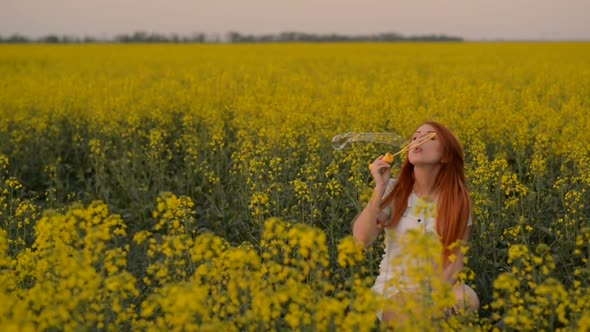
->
[0,43,589,330]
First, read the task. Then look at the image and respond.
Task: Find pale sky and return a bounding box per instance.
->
[1,0,589,41]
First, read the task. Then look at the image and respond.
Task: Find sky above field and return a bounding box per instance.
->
[1,0,589,41]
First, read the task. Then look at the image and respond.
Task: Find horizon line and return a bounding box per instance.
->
[1,30,589,43]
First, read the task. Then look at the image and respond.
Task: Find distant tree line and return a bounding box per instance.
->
[0,32,211,44]
[226,31,462,42]
[0,31,463,44]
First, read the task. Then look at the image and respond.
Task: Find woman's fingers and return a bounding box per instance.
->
[368,155,384,171]
[369,159,390,174]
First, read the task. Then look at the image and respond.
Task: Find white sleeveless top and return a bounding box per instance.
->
[371,179,472,298]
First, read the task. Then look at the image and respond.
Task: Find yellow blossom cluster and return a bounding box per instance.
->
[0,42,590,330]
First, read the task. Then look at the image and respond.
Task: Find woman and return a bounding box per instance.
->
[352,121,479,324]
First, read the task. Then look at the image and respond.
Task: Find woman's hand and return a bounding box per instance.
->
[370,155,391,194]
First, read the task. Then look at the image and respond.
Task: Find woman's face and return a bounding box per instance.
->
[408,124,444,166]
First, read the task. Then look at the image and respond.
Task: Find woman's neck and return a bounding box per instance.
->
[413,165,440,198]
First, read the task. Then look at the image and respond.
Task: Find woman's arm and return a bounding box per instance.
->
[352,156,392,248]
[352,188,388,247]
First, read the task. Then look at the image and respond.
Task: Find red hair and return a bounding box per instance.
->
[380,121,472,263]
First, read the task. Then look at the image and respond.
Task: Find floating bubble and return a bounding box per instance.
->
[331,132,406,150]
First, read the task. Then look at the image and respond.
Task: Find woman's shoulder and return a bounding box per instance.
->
[382,178,396,199]
[385,179,395,195]
[380,179,396,220]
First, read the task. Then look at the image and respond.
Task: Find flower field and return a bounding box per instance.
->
[1,42,590,330]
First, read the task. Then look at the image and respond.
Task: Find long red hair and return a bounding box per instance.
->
[380,121,471,262]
